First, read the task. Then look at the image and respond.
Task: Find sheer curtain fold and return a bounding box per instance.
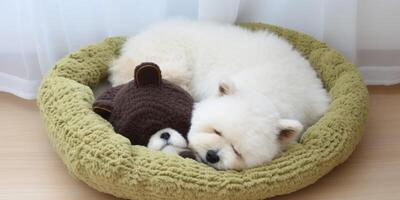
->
[0,0,197,99]
[0,0,240,99]
[238,0,400,85]
[2,0,398,99]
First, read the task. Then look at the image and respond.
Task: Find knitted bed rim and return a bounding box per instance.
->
[37,23,369,200]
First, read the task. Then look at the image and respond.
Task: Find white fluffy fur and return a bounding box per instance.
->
[109,19,330,170]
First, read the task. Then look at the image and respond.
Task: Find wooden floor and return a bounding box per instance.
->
[0,85,399,200]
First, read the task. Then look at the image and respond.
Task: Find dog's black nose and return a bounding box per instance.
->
[206,150,219,163]
[160,132,170,140]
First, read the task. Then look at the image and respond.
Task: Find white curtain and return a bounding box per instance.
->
[2,0,399,100]
[237,0,400,85]
[0,0,240,99]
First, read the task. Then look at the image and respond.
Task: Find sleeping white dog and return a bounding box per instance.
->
[109,19,330,170]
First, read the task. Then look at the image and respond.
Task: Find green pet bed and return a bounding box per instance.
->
[37,23,369,200]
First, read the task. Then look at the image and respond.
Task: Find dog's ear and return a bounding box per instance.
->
[134,62,162,87]
[218,79,236,96]
[277,119,303,144]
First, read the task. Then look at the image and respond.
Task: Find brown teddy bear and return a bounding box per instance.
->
[93,62,196,159]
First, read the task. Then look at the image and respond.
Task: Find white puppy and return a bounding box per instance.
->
[109,19,330,170]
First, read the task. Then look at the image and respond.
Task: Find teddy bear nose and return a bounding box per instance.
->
[206,150,220,163]
[160,132,170,140]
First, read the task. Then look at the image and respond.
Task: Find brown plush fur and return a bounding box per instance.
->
[93,63,193,146]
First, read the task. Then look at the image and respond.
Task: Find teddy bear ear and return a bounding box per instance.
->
[134,62,162,87]
[92,85,123,120]
[93,104,112,120]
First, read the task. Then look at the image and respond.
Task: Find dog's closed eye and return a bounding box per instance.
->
[231,145,242,157]
[213,129,222,136]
